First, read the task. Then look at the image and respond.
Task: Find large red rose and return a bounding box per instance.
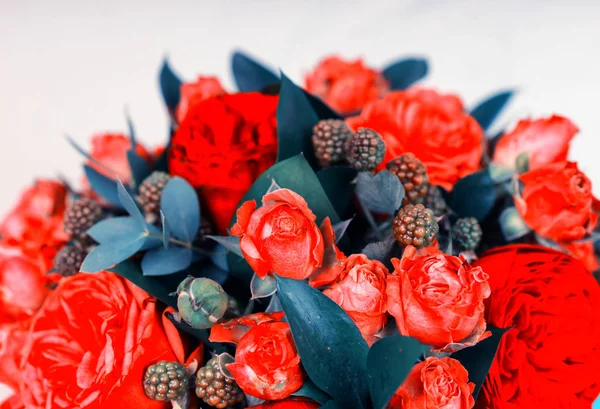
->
[231,189,324,280]
[323,254,389,345]
[0,180,68,265]
[168,93,278,234]
[305,55,389,114]
[473,245,600,409]
[16,272,201,409]
[493,115,577,170]
[226,321,304,400]
[0,320,29,409]
[176,76,227,123]
[386,253,490,351]
[347,88,484,190]
[389,357,475,409]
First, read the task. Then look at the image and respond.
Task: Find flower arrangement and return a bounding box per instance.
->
[1,50,599,409]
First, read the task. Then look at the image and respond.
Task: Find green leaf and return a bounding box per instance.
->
[276,276,369,409]
[470,89,516,132]
[159,58,183,112]
[117,178,146,227]
[161,211,170,249]
[356,171,405,215]
[499,206,531,241]
[205,236,243,258]
[231,50,279,92]
[141,247,193,276]
[332,218,353,244]
[361,237,396,263]
[317,166,357,219]
[382,58,429,90]
[291,378,331,405]
[66,135,115,176]
[367,335,426,409]
[449,169,497,221]
[451,326,510,400]
[84,165,122,208]
[160,177,200,243]
[87,216,142,244]
[276,73,320,167]
[250,274,277,300]
[126,150,152,188]
[109,261,177,307]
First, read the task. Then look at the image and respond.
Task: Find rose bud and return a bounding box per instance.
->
[231,188,324,280]
[386,253,491,351]
[323,254,389,345]
[226,321,304,401]
[176,277,229,329]
[388,357,475,409]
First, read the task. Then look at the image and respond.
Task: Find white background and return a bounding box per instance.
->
[1,0,600,216]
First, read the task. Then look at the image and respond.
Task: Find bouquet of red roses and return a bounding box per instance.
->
[1,51,598,409]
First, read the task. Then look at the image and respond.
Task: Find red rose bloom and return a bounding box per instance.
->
[17,272,201,409]
[493,115,577,170]
[231,189,324,280]
[168,93,278,234]
[87,133,151,185]
[176,76,227,123]
[249,398,319,409]
[0,180,68,265]
[386,253,490,351]
[308,217,346,287]
[473,245,600,409]
[209,312,285,344]
[323,254,389,345]
[305,55,389,114]
[0,320,29,409]
[226,321,304,400]
[347,88,484,190]
[389,357,475,409]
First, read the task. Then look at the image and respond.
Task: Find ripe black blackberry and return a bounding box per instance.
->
[196,357,244,408]
[344,127,386,171]
[393,204,439,249]
[312,119,354,167]
[143,360,189,401]
[452,217,482,251]
[63,198,102,240]
[53,243,87,277]
[138,171,172,218]
[386,153,430,205]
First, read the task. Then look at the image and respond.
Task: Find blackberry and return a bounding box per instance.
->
[63,198,102,240]
[196,357,244,408]
[452,217,482,251]
[393,204,439,249]
[53,243,86,277]
[424,186,447,217]
[386,153,430,205]
[344,128,386,171]
[312,119,354,167]
[143,360,189,401]
[138,171,172,218]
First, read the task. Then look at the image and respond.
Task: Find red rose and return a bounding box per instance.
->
[386,253,490,351]
[231,189,324,280]
[389,357,475,409]
[249,398,319,409]
[0,180,67,265]
[176,76,227,123]
[305,55,389,114]
[226,321,304,400]
[308,217,346,287]
[323,254,389,345]
[0,320,29,409]
[17,272,201,409]
[473,245,600,408]
[493,115,577,170]
[87,133,151,185]
[209,312,285,344]
[168,93,278,234]
[347,88,484,190]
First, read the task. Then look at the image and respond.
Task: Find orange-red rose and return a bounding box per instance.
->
[176,76,227,123]
[168,93,278,234]
[493,115,577,170]
[226,320,304,400]
[249,398,319,409]
[347,88,484,190]
[305,55,389,114]
[231,189,324,280]
[386,253,490,351]
[323,254,389,345]
[473,245,600,409]
[389,357,475,409]
[17,272,201,409]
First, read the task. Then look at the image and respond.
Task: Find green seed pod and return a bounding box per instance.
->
[177,277,228,329]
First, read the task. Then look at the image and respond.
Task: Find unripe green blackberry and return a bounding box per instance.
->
[344,128,386,171]
[312,119,354,167]
[196,356,243,408]
[424,186,447,217]
[452,217,482,251]
[63,198,102,240]
[177,277,228,329]
[143,360,189,401]
[386,153,430,205]
[393,204,439,249]
[53,243,87,277]
[138,171,172,218]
